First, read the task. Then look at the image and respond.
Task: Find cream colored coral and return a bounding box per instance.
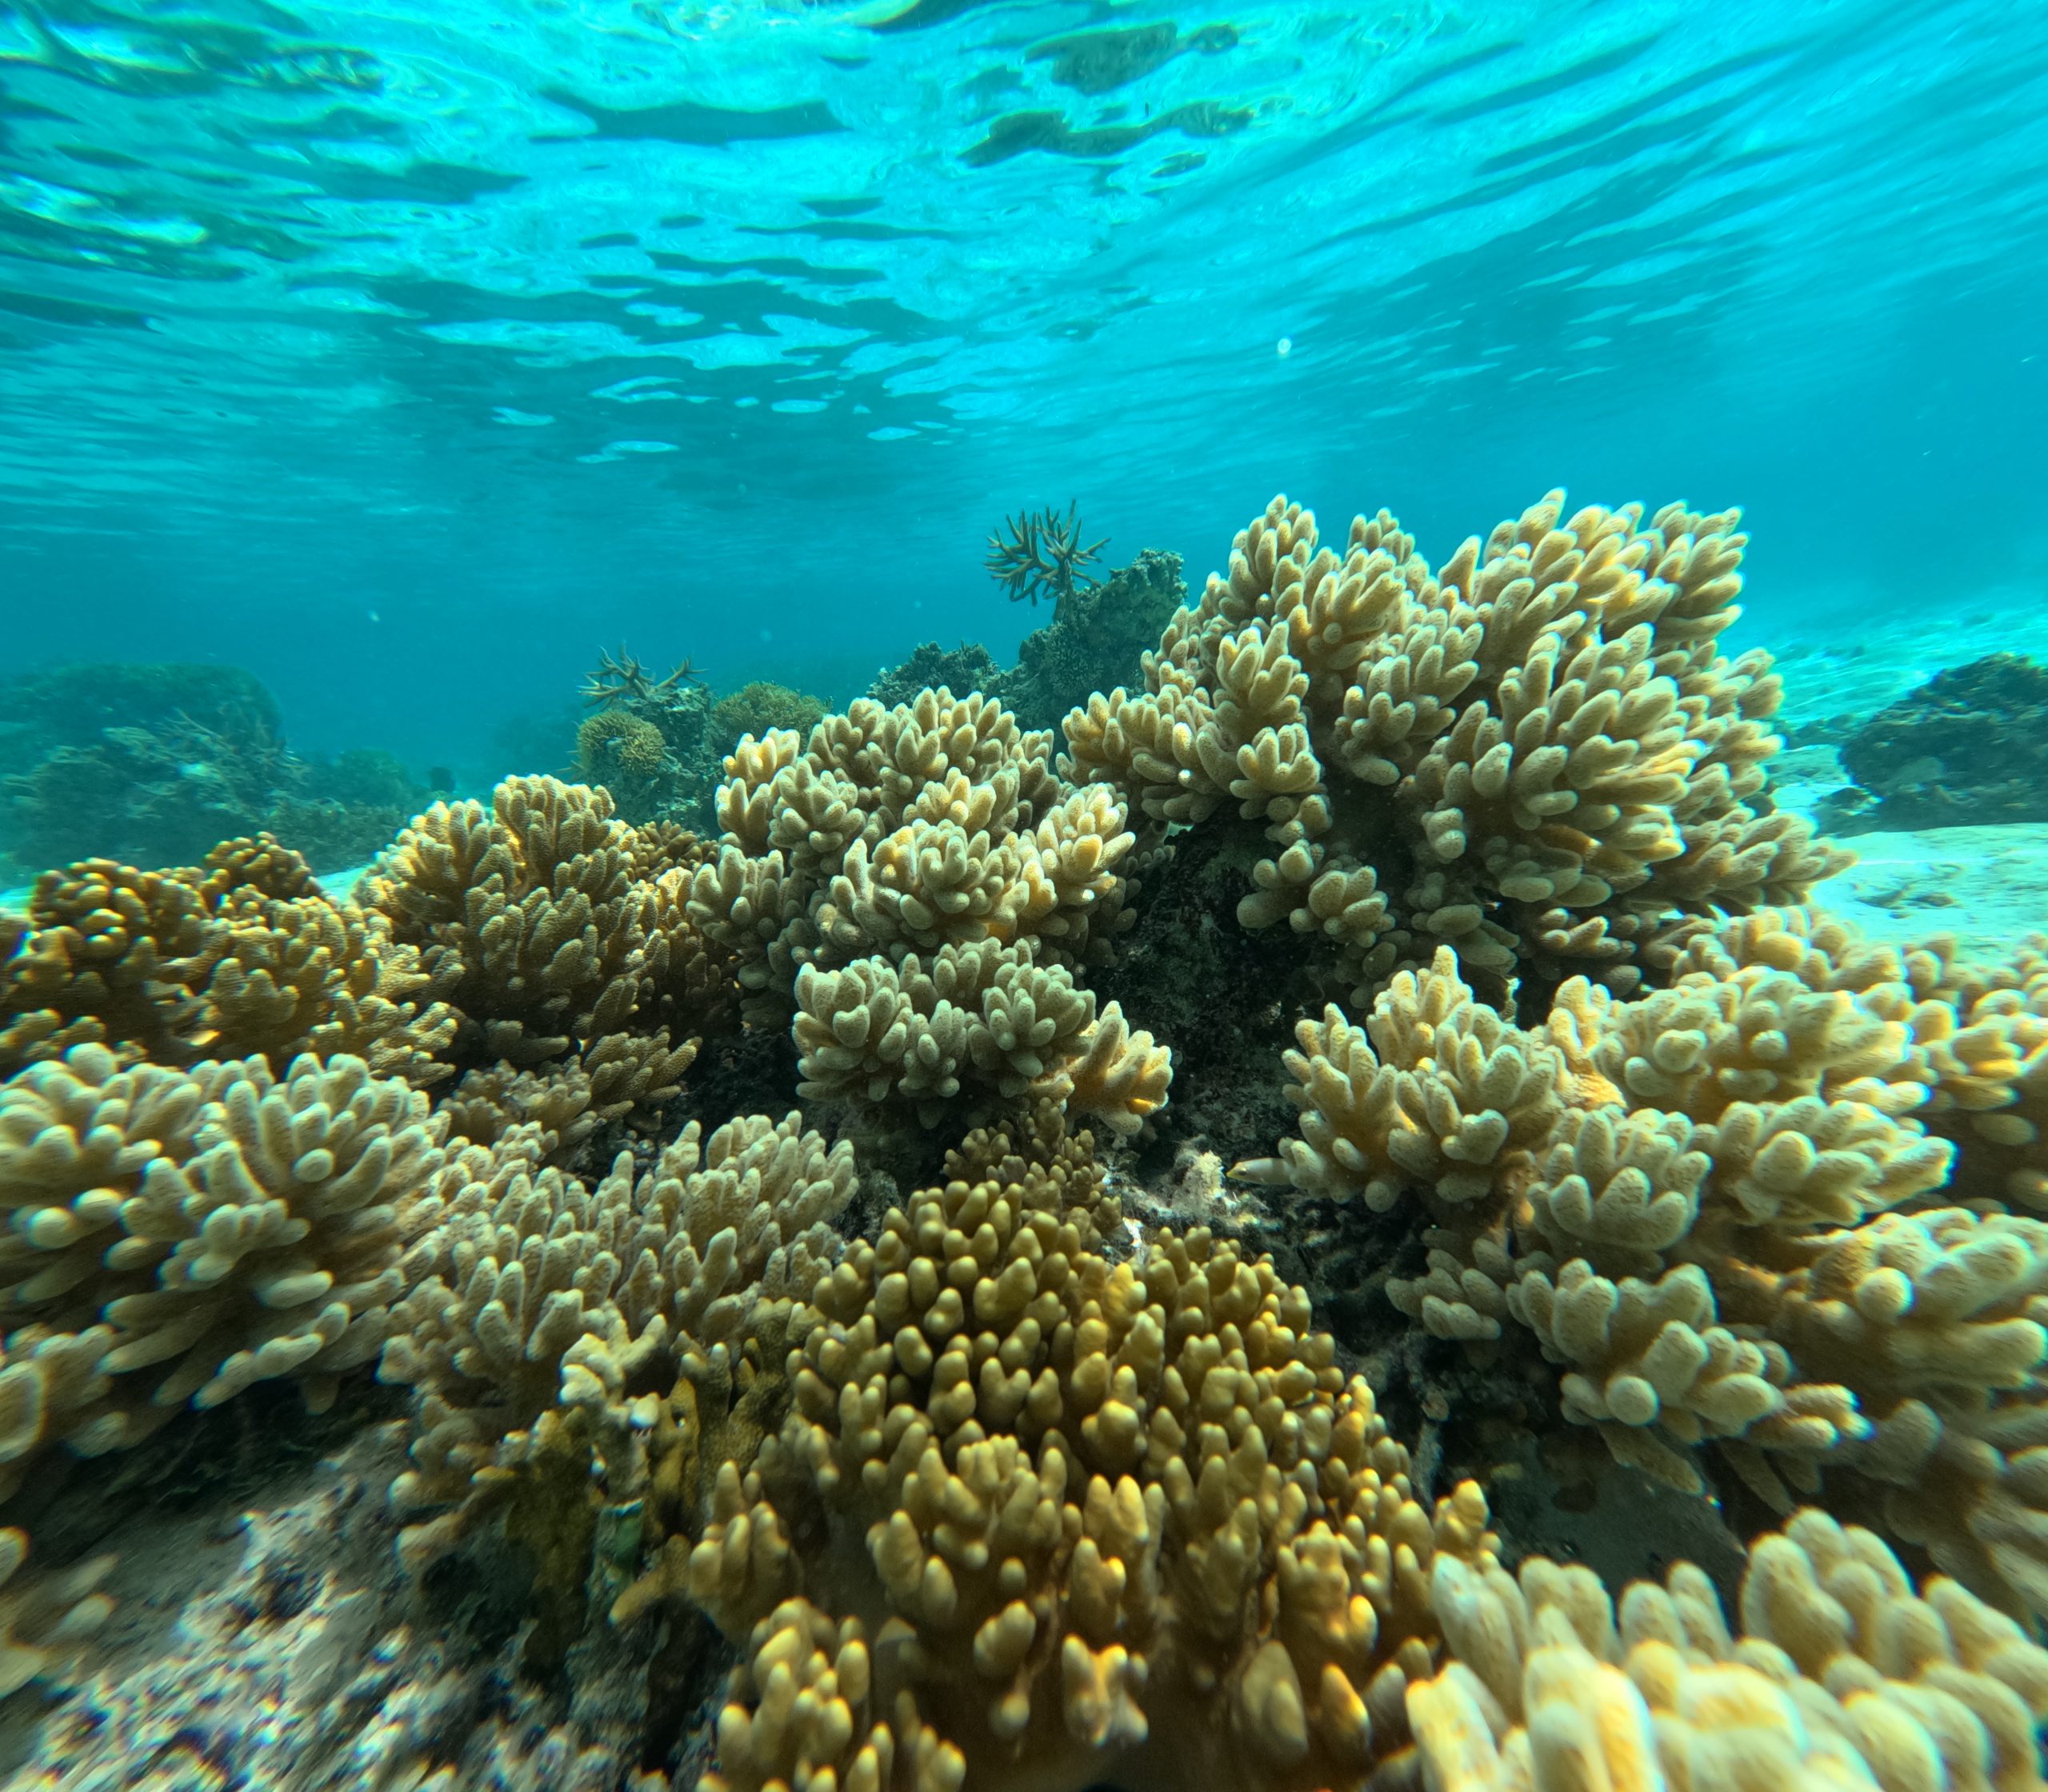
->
[1241,917,2048,1589]
[380,1110,850,1567]
[684,688,1161,1129]
[1064,489,1849,1002]
[1238,949,1564,1210]
[99,1052,446,1411]
[793,938,1166,1132]
[0,1043,444,1490]
[0,1528,114,1698]
[1410,1510,2048,1792]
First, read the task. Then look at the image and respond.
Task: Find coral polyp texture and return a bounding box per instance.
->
[0,1042,447,1492]
[1241,910,2048,1622]
[1410,1508,2048,1792]
[380,1107,854,1568]
[1064,490,1850,1009]
[684,686,1172,1134]
[625,1110,1503,1792]
[6,495,2048,1792]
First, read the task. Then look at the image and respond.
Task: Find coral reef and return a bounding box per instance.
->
[0,664,433,878]
[1828,654,2048,833]
[0,662,295,875]
[0,837,457,1082]
[5,491,2048,1792]
[681,686,1171,1136]
[362,774,714,1103]
[571,650,718,829]
[708,683,827,762]
[380,1109,854,1570]
[1410,1508,2048,1792]
[1241,910,2048,1623]
[568,658,834,835]
[1066,492,1850,1013]
[1002,548,1187,731]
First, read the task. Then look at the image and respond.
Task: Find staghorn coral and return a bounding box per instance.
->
[984,501,1108,615]
[1064,491,1850,1013]
[686,688,1170,1135]
[1409,1506,2048,1792]
[379,1111,853,1570]
[1236,911,2048,1624]
[0,1042,446,1492]
[627,1120,1506,1792]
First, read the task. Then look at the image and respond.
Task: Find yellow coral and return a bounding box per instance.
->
[651,1132,1500,1792]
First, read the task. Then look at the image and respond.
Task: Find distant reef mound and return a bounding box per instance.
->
[0,661,436,878]
[870,546,1185,728]
[1826,652,2048,832]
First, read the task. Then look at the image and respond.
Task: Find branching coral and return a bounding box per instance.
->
[0,1526,114,1698]
[625,1116,1506,1792]
[686,689,1170,1134]
[363,775,711,1104]
[1410,1508,2048,1792]
[1064,492,1850,1012]
[379,1110,854,1568]
[0,838,456,1086]
[1239,914,2048,1624]
[0,1042,446,1494]
[985,501,1108,614]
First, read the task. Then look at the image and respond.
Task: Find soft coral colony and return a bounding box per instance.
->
[0,491,2043,1792]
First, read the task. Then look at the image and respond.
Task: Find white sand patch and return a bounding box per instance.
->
[1812,824,2048,954]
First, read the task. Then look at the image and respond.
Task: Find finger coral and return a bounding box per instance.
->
[629,1120,1503,1792]
[1239,913,2048,1624]
[685,688,1170,1135]
[1065,492,1850,1010]
[0,1042,446,1491]
[0,838,456,1085]
[0,1526,114,1699]
[380,1110,854,1569]
[1409,1508,2048,1792]
[363,775,713,1109]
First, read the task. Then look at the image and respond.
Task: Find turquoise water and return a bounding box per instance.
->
[2,0,2045,776]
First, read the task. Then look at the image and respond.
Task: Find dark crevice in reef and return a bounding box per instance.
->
[1096,823,1306,1171]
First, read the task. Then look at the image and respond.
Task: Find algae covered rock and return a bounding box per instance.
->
[1834,652,2048,831]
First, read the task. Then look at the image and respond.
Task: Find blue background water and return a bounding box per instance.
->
[2,0,2044,782]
